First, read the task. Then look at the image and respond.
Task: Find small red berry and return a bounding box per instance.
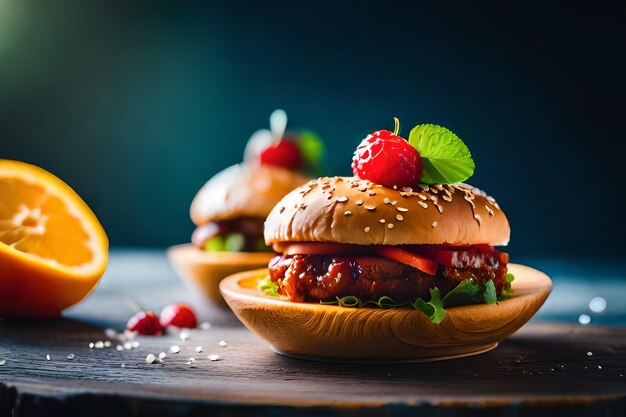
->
[126,311,163,336]
[259,139,302,170]
[351,130,422,188]
[160,304,197,329]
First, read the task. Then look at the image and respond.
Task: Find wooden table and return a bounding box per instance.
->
[1,250,625,416]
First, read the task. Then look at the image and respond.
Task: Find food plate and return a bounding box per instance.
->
[220,263,552,361]
[167,244,274,307]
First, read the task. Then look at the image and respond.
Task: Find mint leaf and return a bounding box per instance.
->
[413,288,446,324]
[442,279,482,303]
[257,276,279,297]
[297,131,325,175]
[408,124,475,184]
[483,279,497,304]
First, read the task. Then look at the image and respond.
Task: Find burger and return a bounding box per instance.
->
[189,109,323,253]
[260,120,514,323]
[168,110,324,305]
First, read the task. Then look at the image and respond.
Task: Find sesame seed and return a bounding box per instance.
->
[116,345,124,351]
[146,354,157,364]
[383,198,390,204]
[195,346,203,353]
[123,342,133,350]
[67,353,75,360]
[356,199,364,205]
[218,340,228,347]
[474,213,481,222]
[179,329,190,341]
[396,214,404,221]
[418,201,428,209]
[418,184,429,191]
[430,188,438,194]
[104,341,112,348]
[132,341,140,348]
[391,200,397,205]
[436,205,444,214]
[95,341,104,349]
[485,205,494,215]
[344,211,352,216]
[364,205,376,211]
[299,272,306,279]
[586,351,593,357]
[402,187,413,192]
[364,227,371,233]
[208,354,223,361]
[443,195,452,202]
[387,223,394,229]
[418,194,427,201]
[379,219,386,223]
[0,360,6,366]
[200,322,212,330]
[368,191,376,196]
[432,221,438,228]
[169,345,181,354]
[393,185,398,189]
[397,207,409,212]
[89,342,95,349]
[337,196,348,202]
[105,328,117,338]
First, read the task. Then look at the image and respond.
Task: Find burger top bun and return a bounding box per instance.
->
[265,176,510,248]
[190,163,310,225]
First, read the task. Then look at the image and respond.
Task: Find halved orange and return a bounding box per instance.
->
[0,160,108,317]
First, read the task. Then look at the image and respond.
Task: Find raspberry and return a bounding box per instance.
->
[126,311,163,336]
[259,139,302,170]
[351,130,422,188]
[160,304,198,329]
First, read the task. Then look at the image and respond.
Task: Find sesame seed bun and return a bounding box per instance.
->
[190,163,310,225]
[265,176,510,248]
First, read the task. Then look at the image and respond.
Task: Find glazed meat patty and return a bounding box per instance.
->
[268,253,507,303]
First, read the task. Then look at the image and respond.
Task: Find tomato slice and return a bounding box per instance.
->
[373,247,439,276]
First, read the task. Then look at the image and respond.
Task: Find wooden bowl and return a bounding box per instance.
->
[220,263,552,362]
[167,244,274,307]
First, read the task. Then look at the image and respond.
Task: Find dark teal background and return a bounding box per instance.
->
[1,1,624,256]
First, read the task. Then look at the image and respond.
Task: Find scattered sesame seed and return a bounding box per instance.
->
[418,194,428,201]
[46,354,51,361]
[188,357,196,363]
[89,342,95,349]
[121,363,126,368]
[0,360,6,366]
[159,352,167,360]
[337,196,348,202]
[179,329,190,341]
[387,223,394,229]
[485,205,494,215]
[418,201,428,209]
[218,340,228,347]
[436,205,444,214]
[379,219,386,223]
[356,199,364,206]
[396,214,404,221]
[200,322,212,330]
[368,191,376,196]
[169,345,181,354]
[95,341,104,349]
[392,185,397,190]
[67,353,75,360]
[104,341,112,348]
[208,354,223,361]
[364,205,376,211]
[391,200,397,205]
[132,341,140,348]
[116,345,124,351]
[104,328,117,338]
[123,342,133,350]
[396,207,409,212]
[383,198,390,204]
[195,346,203,353]
[598,365,602,369]
[430,188,439,194]
[586,351,593,357]
[299,272,306,279]
[432,221,438,228]
[443,195,452,202]
[364,227,371,233]
[344,211,352,216]
[146,354,157,364]
[473,213,481,222]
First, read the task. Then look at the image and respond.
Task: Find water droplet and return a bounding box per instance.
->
[589,297,607,313]
[578,314,591,325]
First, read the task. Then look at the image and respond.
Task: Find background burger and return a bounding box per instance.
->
[261,121,513,323]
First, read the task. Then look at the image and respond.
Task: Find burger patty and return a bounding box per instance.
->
[268,253,507,303]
